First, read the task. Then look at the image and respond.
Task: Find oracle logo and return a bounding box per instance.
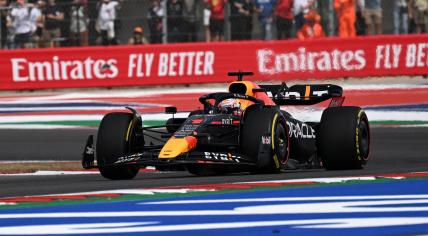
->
[11,56,119,82]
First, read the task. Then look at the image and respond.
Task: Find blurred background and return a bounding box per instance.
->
[0,0,419,49]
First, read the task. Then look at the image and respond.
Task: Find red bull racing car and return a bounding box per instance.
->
[82,72,370,180]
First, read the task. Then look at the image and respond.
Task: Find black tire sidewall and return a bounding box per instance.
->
[96,112,140,180]
[272,120,289,166]
[241,106,288,173]
[318,106,370,170]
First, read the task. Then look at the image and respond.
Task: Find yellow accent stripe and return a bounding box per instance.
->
[125,121,133,142]
[304,86,311,100]
[271,113,278,150]
[273,154,280,169]
[271,113,280,169]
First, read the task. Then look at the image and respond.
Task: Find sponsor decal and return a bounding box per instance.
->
[191,118,204,124]
[261,136,271,145]
[12,52,214,83]
[286,121,316,139]
[203,152,240,163]
[129,52,214,78]
[221,118,233,125]
[175,124,200,137]
[233,94,248,99]
[11,57,119,82]
[114,153,142,164]
[329,97,345,107]
[257,48,366,74]
[277,88,329,100]
[84,146,94,155]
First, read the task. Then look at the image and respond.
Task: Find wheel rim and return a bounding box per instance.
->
[358,119,370,160]
[275,122,288,164]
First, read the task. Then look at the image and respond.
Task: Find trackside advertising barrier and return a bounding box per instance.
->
[1,34,428,90]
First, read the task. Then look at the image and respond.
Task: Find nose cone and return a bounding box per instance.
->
[159,136,197,158]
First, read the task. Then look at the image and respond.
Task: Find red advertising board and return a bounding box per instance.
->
[1,34,428,90]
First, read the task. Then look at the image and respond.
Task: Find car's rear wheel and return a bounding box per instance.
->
[96,112,140,180]
[318,106,370,170]
[241,106,289,173]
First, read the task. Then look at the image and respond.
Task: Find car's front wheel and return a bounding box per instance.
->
[96,112,141,180]
[241,106,289,173]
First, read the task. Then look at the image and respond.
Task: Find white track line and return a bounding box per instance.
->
[0,171,99,176]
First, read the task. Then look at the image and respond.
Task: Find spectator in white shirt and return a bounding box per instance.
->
[70,0,89,46]
[10,0,32,48]
[29,1,43,48]
[0,0,8,48]
[97,0,122,45]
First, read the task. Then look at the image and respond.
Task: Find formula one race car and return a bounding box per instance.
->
[82,71,370,180]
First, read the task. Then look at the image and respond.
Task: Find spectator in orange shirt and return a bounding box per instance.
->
[128,26,149,45]
[334,0,356,37]
[297,10,325,39]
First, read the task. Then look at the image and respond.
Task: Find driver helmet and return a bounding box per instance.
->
[218,98,243,115]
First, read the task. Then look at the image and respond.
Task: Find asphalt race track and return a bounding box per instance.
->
[0,127,427,198]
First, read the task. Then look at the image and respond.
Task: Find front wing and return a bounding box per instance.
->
[82,137,257,169]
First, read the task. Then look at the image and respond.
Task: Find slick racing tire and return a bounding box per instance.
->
[318,106,370,170]
[96,112,140,180]
[241,106,289,174]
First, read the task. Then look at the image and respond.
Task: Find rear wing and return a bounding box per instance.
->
[258,83,343,106]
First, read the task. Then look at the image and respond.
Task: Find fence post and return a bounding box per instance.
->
[328,0,335,36]
[225,2,231,41]
[162,0,168,43]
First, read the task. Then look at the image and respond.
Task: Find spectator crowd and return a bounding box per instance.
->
[0,0,124,49]
[0,0,427,49]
